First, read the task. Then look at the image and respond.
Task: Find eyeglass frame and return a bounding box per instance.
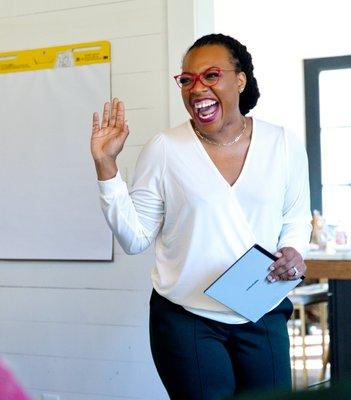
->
[173,66,237,90]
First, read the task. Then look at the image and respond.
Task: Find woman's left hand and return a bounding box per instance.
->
[267,247,306,282]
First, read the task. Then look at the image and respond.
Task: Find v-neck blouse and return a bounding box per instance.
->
[98,118,311,324]
[190,117,255,189]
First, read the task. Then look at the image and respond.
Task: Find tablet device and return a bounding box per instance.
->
[204,244,304,322]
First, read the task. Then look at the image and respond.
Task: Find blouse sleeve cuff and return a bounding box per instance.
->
[97,170,128,201]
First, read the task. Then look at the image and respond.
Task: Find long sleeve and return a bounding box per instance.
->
[95,119,313,324]
[277,130,312,257]
[97,134,165,255]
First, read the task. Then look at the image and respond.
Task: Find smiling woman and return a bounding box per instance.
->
[91,33,312,400]
[179,37,259,141]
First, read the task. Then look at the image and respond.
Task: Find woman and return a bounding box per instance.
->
[91,34,311,400]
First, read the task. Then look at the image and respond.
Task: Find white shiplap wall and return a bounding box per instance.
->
[0,1,169,399]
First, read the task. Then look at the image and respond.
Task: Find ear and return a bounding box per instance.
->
[237,71,247,93]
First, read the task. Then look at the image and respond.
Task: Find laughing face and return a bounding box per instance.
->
[181,44,246,136]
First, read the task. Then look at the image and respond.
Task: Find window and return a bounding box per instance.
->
[305,56,351,234]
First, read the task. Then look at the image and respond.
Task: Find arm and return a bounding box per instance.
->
[91,99,164,254]
[98,135,165,254]
[268,130,311,282]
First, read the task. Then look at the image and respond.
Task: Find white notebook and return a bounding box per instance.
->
[204,244,304,322]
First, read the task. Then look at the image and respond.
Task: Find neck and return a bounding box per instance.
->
[192,115,247,147]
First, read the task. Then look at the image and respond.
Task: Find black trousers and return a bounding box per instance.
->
[149,290,293,400]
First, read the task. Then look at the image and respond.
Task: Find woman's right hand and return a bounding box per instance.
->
[91,98,129,180]
[91,98,129,162]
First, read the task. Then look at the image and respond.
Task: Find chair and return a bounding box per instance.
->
[288,282,330,388]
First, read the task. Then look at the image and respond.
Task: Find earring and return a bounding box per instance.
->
[239,87,244,93]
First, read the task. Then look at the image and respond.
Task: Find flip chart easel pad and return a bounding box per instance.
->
[0,62,113,260]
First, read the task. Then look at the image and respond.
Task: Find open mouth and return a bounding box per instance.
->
[193,99,220,123]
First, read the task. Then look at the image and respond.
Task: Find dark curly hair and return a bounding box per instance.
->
[185,33,260,115]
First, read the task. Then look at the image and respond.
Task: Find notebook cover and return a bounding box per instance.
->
[204,244,303,322]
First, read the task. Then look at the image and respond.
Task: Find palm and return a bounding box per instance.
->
[91,125,122,160]
[91,98,129,162]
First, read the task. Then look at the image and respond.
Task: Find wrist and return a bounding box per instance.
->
[94,157,118,181]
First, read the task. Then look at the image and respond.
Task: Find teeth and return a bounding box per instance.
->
[200,111,216,120]
[194,99,217,109]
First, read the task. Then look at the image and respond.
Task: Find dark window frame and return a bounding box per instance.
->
[304,55,351,212]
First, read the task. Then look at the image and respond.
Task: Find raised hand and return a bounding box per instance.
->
[91,98,129,180]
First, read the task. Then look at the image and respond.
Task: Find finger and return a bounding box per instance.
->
[270,248,301,270]
[116,101,125,130]
[273,248,302,276]
[267,273,278,283]
[267,266,295,282]
[92,112,100,134]
[109,98,119,127]
[269,256,288,272]
[280,247,302,262]
[269,251,282,270]
[279,267,300,281]
[268,258,305,282]
[276,259,306,280]
[101,102,110,128]
[118,120,130,149]
[269,250,287,270]
[268,256,297,280]
[274,258,299,276]
[123,120,130,137]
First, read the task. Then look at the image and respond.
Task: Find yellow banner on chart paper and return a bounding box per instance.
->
[0,41,110,74]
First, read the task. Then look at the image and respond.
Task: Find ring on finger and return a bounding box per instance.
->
[292,266,299,276]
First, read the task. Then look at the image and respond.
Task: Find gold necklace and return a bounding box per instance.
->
[194,116,246,147]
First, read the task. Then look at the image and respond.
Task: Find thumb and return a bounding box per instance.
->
[123,120,129,137]
[274,251,283,258]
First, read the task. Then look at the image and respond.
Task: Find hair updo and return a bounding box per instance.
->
[185,33,260,115]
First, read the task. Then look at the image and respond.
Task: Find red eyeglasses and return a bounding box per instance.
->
[174,67,236,90]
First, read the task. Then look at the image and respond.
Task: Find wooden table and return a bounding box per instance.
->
[305,252,351,380]
[306,252,351,279]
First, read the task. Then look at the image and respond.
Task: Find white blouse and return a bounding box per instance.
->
[98,118,311,324]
